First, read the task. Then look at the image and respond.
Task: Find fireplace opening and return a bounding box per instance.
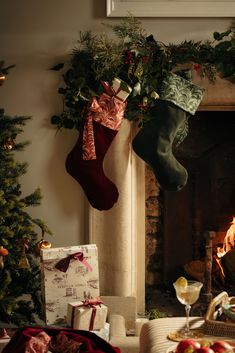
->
[145,110,235,312]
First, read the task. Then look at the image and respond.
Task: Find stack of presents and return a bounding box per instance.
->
[40,244,110,340]
[0,244,141,353]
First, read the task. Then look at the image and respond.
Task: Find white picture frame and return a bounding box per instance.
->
[106,0,235,17]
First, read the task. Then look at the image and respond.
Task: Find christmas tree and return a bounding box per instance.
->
[0,61,52,326]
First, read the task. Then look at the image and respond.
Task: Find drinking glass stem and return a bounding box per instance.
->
[185,304,191,334]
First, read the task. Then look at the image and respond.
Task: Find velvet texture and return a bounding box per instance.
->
[66,120,119,211]
[132,100,188,192]
[2,326,121,353]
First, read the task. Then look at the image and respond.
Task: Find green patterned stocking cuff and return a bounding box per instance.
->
[159,72,205,115]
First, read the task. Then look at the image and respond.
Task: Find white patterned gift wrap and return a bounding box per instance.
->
[40,244,100,325]
[67,300,108,330]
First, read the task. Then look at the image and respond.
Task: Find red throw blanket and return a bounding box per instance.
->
[2,326,121,353]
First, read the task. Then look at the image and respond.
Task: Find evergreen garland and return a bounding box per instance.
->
[51,17,235,131]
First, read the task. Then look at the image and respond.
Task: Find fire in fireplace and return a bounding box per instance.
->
[218,217,235,289]
[184,216,235,296]
[217,217,235,258]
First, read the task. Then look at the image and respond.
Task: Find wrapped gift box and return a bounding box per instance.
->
[67,299,108,330]
[112,77,132,102]
[40,244,99,325]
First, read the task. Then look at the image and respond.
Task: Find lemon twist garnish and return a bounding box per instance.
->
[175,276,188,288]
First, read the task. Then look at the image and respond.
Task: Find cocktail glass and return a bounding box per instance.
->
[173,279,203,338]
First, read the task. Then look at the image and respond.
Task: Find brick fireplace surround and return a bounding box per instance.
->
[145,73,235,314]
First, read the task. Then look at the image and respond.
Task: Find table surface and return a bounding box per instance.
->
[139,316,235,353]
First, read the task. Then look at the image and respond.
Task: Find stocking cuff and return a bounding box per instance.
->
[159,72,205,115]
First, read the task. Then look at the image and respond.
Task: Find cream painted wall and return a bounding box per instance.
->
[0,0,233,248]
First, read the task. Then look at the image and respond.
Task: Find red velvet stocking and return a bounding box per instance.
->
[66,120,119,211]
[65,79,130,211]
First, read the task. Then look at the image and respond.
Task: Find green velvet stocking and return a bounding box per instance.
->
[132,100,188,191]
[132,72,204,192]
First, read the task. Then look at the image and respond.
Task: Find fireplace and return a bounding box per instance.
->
[88,77,235,315]
[145,110,235,304]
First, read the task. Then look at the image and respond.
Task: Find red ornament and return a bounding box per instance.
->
[123,49,134,65]
[192,63,202,72]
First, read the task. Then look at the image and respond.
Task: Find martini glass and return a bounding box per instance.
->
[173,279,203,338]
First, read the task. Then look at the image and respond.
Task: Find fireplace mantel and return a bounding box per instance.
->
[192,72,235,111]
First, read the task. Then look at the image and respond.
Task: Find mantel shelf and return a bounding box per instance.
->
[198,105,235,111]
[192,71,235,111]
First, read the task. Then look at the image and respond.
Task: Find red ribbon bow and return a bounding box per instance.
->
[71,299,103,331]
[82,298,103,307]
[55,251,92,272]
[82,80,127,160]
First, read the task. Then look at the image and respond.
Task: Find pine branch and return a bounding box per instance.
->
[20,188,42,207]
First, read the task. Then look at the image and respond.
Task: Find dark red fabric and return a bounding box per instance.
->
[55,252,84,272]
[66,120,119,211]
[2,326,121,353]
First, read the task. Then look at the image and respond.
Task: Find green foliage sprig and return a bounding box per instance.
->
[0,60,15,77]
[51,17,235,131]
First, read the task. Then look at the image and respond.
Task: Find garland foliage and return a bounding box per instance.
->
[51,17,235,131]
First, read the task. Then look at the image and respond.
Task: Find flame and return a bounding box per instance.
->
[217,217,235,258]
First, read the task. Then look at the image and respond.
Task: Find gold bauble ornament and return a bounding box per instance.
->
[35,230,52,255]
[36,239,52,253]
[35,229,51,255]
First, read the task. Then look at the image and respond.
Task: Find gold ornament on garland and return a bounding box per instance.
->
[35,229,52,255]
[2,137,16,151]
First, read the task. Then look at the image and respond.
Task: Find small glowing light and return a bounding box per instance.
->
[0,74,6,86]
